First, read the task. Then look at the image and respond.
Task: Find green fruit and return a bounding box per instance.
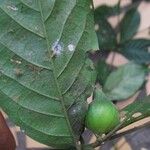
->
[85,89,120,134]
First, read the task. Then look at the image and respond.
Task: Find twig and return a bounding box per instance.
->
[91,0,95,10]
[91,121,150,148]
[90,119,126,148]
[109,121,150,141]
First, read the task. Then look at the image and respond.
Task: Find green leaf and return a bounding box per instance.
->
[96,18,117,50]
[82,145,94,150]
[104,63,146,101]
[96,60,111,85]
[0,0,98,148]
[121,96,150,128]
[94,4,119,20]
[120,7,140,43]
[121,39,150,64]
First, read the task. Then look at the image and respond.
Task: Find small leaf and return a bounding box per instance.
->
[104,63,146,101]
[96,60,111,85]
[121,96,150,128]
[94,4,119,20]
[96,18,117,50]
[120,7,140,43]
[121,39,150,64]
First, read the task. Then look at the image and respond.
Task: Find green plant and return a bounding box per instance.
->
[0,0,150,150]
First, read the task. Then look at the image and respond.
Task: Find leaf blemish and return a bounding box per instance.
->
[51,39,63,56]
[28,64,43,73]
[68,44,75,52]
[27,51,33,59]
[95,24,99,31]
[35,26,38,31]
[90,5,93,9]
[10,59,22,64]
[132,112,142,118]
[14,68,23,77]
[7,5,18,11]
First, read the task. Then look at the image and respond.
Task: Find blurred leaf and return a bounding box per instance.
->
[96,60,111,85]
[82,145,94,150]
[121,39,150,64]
[94,4,119,20]
[120,8,140,43]
[121,96,150,128]
[96,18,117,50]
[104,63,146,101]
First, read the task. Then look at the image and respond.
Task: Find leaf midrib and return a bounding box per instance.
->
[38,1,78,148]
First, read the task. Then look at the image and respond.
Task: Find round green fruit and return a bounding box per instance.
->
[85,90,120,134]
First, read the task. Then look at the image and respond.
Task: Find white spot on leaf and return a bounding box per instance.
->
[27,51,33,59]
[132,112,142,118]
[10,59,22,64]
[52,39,63,55]
[16,60,22,64]
[95,24,99,31]
[68,44,75,52]
[90,4,93,9]
[35,26,38,31]
[7,5,18,11]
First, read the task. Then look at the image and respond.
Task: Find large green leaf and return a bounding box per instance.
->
[121,96,150,128]
[121,39,150,64]
[103,63,146,101]
[120,7,140,43]
[0,0,98,149]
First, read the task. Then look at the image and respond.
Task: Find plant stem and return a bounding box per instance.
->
[91,0,95,10]
[109,121,150,140]
[91,121,150,148]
